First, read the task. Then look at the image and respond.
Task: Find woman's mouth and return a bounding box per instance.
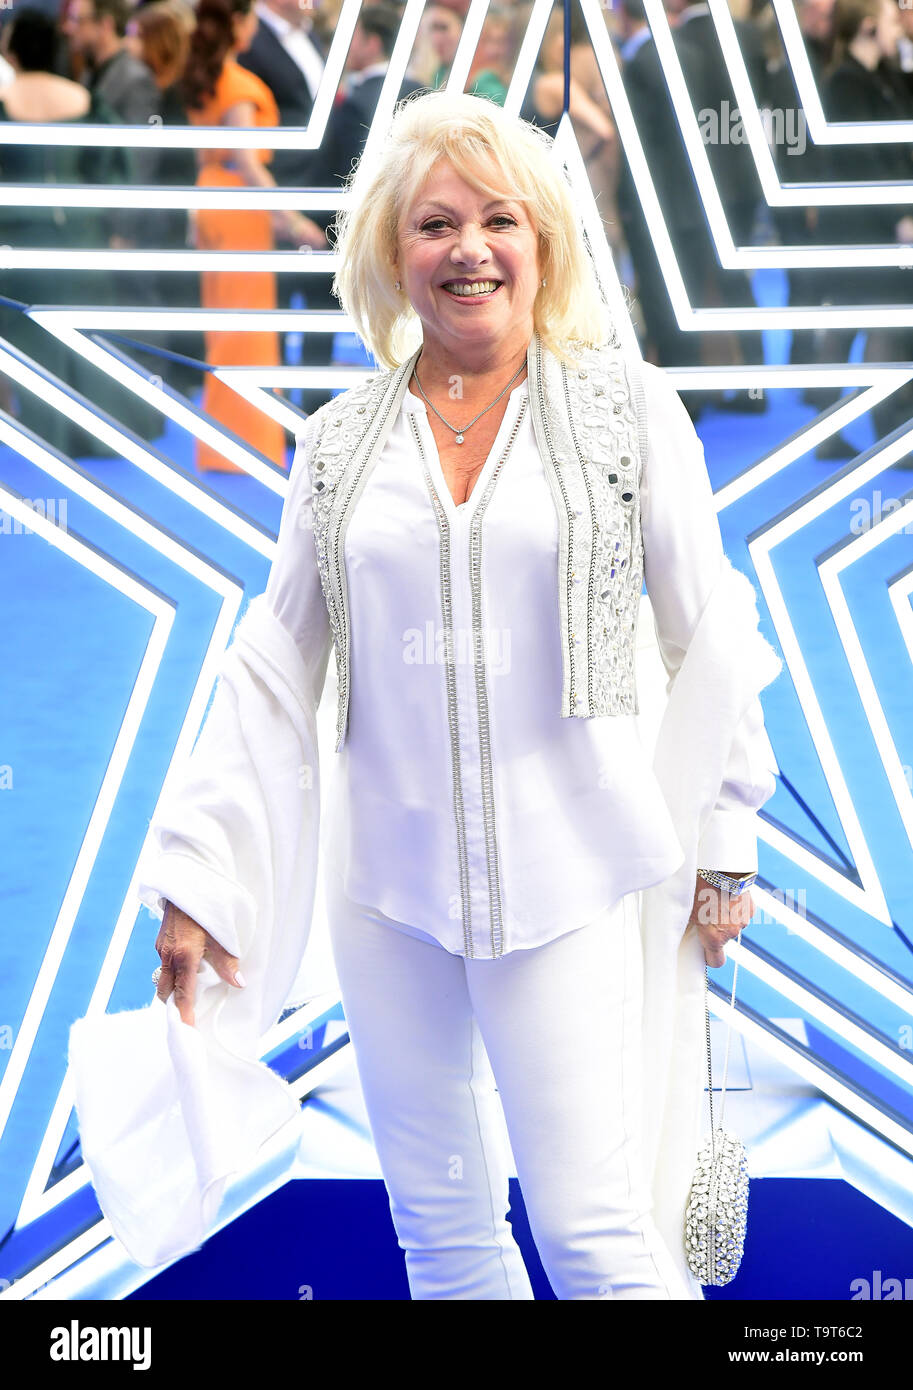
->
[440,279,503,301]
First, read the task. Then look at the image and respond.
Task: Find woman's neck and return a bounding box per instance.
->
[412,337,531,399]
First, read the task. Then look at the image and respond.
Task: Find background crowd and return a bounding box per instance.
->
[0,0,911,464]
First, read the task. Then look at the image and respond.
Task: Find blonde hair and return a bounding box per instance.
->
[329,89,615,371]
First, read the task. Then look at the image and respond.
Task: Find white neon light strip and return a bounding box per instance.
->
[22,309,349,333]
[0,423,251,1220]
[8,241,913,273]
[32,317,292,490]
[0,187,350,210]
[705,373,910,509]
[445,0,491,93]
[640,0,739,259]
[729,941,913,1086]
[0,398,273,1222]
[819,496,913,854]
[772,0,913,144]
[3,334,321,1220]
[665,366,913,391]
[0,419,251,595]
[0,0,363,153]
[709,996,913,1158]
[578,0,694,326]
[0,124,340,149]
[503,0,554,118]
[553,117,642,362]
[640,0,913,271]
[706,0,913,204]
[647,362,913,916]
[357,0,431,173]
[888,569,913,723]
[0,250,341,273]
[744,417,913,925]
[0,345,280,554]
[214,366,375,435]
[18,590,244,1229]
[212,366,372,388]
[0,1223,114,1303]
[0,487,174,1147]
[579,0,913,320]
[751,886,913,1016]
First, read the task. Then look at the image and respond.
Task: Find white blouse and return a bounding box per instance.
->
[264,358,776,959]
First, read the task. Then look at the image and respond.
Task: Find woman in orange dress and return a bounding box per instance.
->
[182,0,326,473]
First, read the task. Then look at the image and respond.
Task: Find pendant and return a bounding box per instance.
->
[455,433,464,444]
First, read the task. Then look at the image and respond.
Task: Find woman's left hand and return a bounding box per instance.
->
[688,876,755,968]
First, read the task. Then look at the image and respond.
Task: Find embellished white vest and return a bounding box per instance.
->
[305,329,648,751]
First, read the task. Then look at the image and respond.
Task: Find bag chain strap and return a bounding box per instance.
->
[705,926,743,1163]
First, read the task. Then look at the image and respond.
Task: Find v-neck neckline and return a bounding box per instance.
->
[406,380,529,525]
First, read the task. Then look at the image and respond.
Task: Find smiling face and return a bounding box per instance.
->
[393,158,541,364]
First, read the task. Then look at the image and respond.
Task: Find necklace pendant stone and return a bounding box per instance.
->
[455,432,464,445]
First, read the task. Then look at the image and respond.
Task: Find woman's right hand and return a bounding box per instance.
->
[154,900,246,1028]
[274,210,327,249]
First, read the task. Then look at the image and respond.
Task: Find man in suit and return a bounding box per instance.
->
[238,0,336,414]
[323,3,425,185]
[63,0,160,247]
[61,0,166,441]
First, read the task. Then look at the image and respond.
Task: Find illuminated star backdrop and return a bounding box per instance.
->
[1,0,912,1299]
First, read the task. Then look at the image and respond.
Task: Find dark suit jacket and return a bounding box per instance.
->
[237,19,330,195]
[673,9,770,209]
[616,32,707,234]
[323,72,425,184]
[817,55,913,248]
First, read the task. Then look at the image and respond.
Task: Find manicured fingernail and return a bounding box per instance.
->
[234,971,247,988]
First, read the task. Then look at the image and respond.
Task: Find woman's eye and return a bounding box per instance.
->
[419,215,517,232]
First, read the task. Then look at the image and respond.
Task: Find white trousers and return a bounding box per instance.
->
[325,870,694,1301]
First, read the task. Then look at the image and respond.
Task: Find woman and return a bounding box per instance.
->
[124,0,202,400]
[463,7,513,103]
[519,3,617,249]
[182,0,327,472]
[135,92,781,1300]
[808,0,913,455]
[422,0,465,89]
[0,8,162,455]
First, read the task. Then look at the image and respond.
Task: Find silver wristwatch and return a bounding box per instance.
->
[697,868,757,897]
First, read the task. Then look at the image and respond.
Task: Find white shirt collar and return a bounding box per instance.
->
[254,1,312,41]
[677,2,710,22]
[347,61,392,88]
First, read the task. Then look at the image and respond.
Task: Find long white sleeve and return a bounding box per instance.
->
[70,419,337,1269]
[639,360,777,874]
[135,412,333,956]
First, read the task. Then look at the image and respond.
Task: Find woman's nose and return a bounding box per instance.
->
[452,222,490,265]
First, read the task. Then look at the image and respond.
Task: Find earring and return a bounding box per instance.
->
[394,280,401,291]
[540,277,547,288]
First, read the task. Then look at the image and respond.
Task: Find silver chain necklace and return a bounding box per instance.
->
[411,359,527,444]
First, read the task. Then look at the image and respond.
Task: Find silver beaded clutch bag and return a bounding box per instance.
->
[684,933,749,1287]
